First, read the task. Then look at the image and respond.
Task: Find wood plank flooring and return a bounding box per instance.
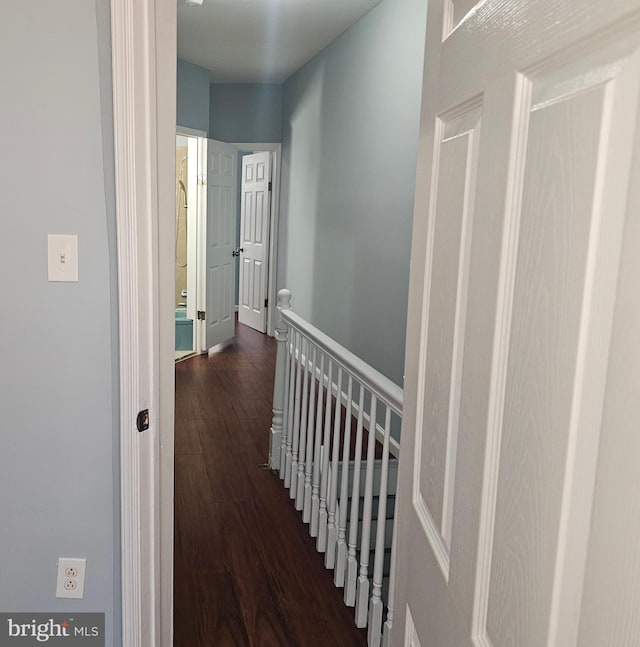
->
[174,321,367,647]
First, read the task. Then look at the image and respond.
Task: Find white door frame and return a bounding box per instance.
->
[112,1,282,644]
[234,143,282,336]
[111,0,176,645]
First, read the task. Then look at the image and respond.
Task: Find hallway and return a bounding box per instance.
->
[173,322,367,646]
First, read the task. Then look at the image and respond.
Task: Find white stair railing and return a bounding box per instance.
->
[269,289,402,647]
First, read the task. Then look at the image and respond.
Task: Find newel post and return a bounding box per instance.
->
[269,288,292,470]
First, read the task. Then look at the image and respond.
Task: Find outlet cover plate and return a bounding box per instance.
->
[56,557,86,599]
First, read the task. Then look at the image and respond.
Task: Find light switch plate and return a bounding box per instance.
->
[48,234,78,282]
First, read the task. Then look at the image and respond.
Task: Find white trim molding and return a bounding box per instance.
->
[111,0,156,641]
[111,0,176,645]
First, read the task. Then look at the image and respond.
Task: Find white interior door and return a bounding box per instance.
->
[205,139,237,350]
[393,1,640,646]
[238,151,271,333]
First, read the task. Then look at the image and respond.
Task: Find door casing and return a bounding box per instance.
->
[111,0,176,644]
[112,3,286,644]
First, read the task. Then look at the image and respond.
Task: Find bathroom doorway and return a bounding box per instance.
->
[174,129,204,361]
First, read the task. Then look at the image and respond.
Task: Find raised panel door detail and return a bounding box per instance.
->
[241,257,251,308]
[222,185,233,247]
[415,102,481,579]
[255,191,265,245]
[444,0,482,38]
[404,607,423,647]
[207,265,222,327]
[577,59,640,643]
[210,150,220,175]
[208,185,221,249]
[243,191,254,244]
[251,260,263,312]
[222,152,233,176]
[469,37,640,646]
[222,261,233,323]
[485,83,607,647]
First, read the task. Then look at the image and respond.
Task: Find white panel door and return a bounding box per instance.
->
[393,1,640,646]
[238,151,271,333]
[205,139,237,350]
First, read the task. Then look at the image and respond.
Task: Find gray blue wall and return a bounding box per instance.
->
[0,0,120,644]
[279,0,427,386]
[177,58,210,134]
[209,84,282,143]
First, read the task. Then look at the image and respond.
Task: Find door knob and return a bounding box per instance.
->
[232,247,244,257]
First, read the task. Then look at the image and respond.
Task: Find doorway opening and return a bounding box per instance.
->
[174,130,202,361]
[171,136,285,641]
[172,132,281,356]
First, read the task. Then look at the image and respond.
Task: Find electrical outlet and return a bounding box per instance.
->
[56,558,86,599]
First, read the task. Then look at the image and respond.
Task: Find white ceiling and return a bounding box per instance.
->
[177,0,383,84]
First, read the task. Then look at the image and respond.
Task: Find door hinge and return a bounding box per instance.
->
[268,181,272,191]
[197,310,206,320]
[264,298,268,308]
[136,409,149,433]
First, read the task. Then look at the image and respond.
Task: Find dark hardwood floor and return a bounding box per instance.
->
[174,321,367,647]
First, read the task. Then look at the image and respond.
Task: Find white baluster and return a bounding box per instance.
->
[302,346,317,522]
[295,339,311,509]
[310,353,325,537]
[382,492,398,647]
[279,319,292,479]
[270,295,406,641]
[368,407,391,647]
[345,383,365,606]
[334,375,353,586]
[290,334,304,498]
[271,289,291,470]
[325,367,343,569]
[355,394,377,628]
[284,330,297,487]
[317,359,333,552]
